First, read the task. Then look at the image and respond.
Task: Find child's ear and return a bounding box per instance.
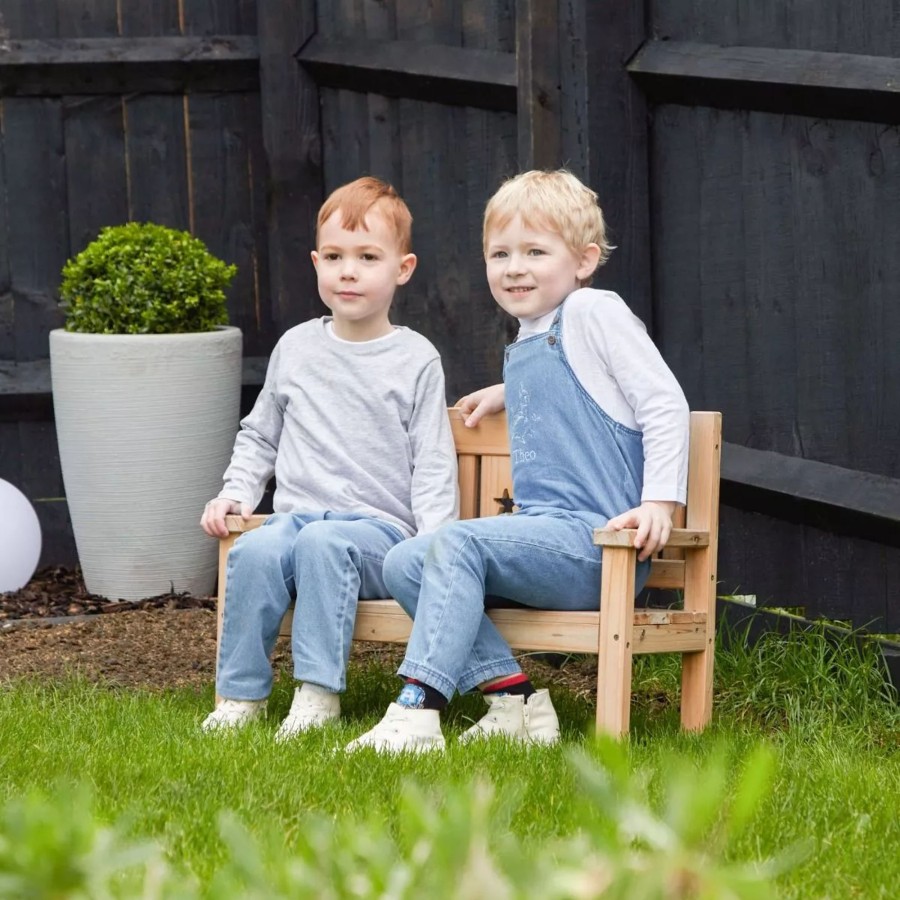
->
[396,253,417,285]
[310,250,320,270]
[576,243,602,281]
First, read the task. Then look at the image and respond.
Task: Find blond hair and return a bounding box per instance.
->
[483,170,613,284]
[317,176,413,254]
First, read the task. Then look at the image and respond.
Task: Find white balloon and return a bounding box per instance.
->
[0,479,43,592]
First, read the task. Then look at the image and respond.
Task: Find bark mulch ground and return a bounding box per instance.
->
[0,566,215,621]
[0,567,597,699]
[0,567,225,692]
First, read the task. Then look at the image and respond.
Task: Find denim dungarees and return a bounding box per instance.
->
[384,304,650,699]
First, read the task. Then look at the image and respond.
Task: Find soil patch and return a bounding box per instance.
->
[0,568,597,698]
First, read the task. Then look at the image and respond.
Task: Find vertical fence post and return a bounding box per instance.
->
[256,0,323,333]
[516,0,561,169]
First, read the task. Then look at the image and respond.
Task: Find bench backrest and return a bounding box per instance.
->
[448,409,722,592]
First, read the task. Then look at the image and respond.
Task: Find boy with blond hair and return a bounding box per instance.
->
[348,169,689,753]
[201,176,458,738]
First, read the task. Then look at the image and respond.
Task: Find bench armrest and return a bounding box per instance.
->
[222,514,269,534]
[593,527,709,548]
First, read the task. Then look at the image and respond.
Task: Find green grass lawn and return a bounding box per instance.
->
[0,623,898,897]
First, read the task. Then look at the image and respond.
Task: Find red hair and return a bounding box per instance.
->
[316,176,413,254]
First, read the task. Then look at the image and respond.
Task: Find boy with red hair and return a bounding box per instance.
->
[200,177,458,739]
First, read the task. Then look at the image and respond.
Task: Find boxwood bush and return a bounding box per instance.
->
[60,223,237,334]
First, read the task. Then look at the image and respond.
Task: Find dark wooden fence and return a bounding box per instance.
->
[630,3,900,632]
[1,0,898,632]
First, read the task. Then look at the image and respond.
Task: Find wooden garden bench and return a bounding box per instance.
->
[217,409,722,737]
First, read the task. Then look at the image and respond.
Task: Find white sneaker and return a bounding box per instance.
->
[344,703,445,754]
[458,693,527,743]
[523,689,560,744]
[274,683,340,742]
[201,698,266,732]
[460,688,560,745]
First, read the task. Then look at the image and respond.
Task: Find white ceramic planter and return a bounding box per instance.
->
[50,327,242,600]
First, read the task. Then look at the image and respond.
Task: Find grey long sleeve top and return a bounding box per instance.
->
[218,318,459,537]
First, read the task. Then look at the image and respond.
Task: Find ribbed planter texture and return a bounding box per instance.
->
[50,326,242,601]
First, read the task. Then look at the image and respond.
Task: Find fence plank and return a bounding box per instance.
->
[583,0,652,327]
[123,95,190,229]
[0,419,76,568]
[0,356,269,397]
[188,92,267,348]
[322,0,370,186]
[0,421,78,568]
[257,0,321,333]
[117,0,190,231]
[2,98,68,360]
[516,0,560,168]
[789,116,851,470]
[718,504,900,632]
[393,2,472,401]
[63,95,129,255]
[297,35,516,111]
[0,36,260,96]
[14,420,72,566]
[57,0,119,38]
[362,0,402,184]
[460,0,518,398]
[738,113,799,457]
[0,422,21,504]
[0,0,58,39]
[648,0,900,58]
[0,95,11,360]
[648,105,699,382]
[181,0,257,35]
[558,0,588,178]
[238,91,273,355]
[119,0,180,37]
[721,445,900,547]
[629,41,900,125]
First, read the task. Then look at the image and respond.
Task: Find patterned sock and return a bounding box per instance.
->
[481,673,536,699]
[396,678,448,711]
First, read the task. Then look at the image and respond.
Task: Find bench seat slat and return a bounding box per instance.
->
[276,600,708,656]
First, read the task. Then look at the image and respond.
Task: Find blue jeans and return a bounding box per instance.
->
[217,512,404,700]
[383,509,644,700]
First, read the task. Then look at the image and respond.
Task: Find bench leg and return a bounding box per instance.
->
[214,534,238,707]
[596,545,636,737]
[680,644,714,731]
[680,547,715,731]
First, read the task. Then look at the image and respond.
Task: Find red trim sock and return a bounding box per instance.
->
[481,673,536,699]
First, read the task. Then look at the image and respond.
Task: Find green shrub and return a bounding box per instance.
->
[60,223,236,334]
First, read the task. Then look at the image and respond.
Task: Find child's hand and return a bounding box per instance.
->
[456,383,505,427]
[604,501,677,562]
[201,497,252,538]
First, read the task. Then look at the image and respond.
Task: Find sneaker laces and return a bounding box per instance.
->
[202,699,264,731]
[214,699,252,721]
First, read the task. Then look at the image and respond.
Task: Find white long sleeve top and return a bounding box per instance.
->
[218,318,459,537]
